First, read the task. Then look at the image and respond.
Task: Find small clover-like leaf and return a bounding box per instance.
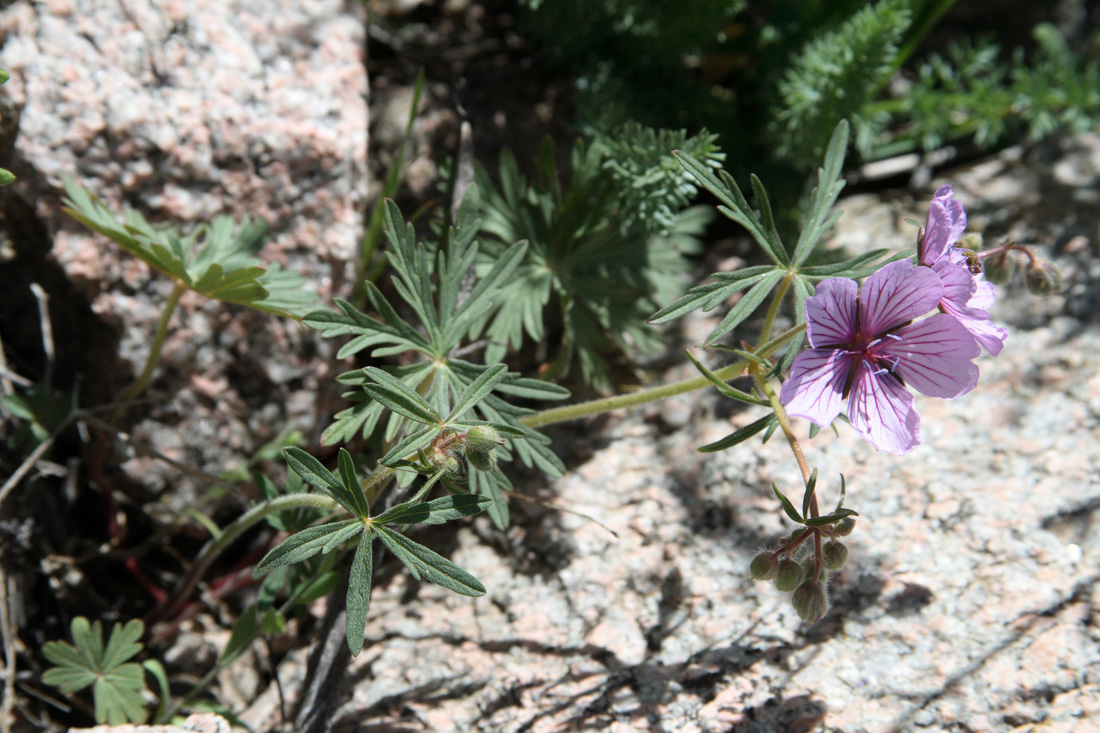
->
[42,618,150,725]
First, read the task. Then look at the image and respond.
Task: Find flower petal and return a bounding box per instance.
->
[932,254,976,311]
[919,186,966,265]
[967,278,997,311]
[847,364,921,454]
[859,260,944,336]
[780,348,852,428]
[805,277,859,348]
[880,313,980,398]
[957,311,1007,356]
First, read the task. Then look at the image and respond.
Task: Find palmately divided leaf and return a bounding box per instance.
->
[42,618,150,725]
[362,367,442,426]
[62,179,314,317]
[705,270,787,346]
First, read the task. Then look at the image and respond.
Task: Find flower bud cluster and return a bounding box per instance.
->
[749,521,852,622]
[424,426,506,476]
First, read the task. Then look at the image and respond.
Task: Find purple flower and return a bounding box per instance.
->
[920,185,1007,355]
[780,260,980,454]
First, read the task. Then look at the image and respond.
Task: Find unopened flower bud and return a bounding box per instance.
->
[792,580,829,622]
[466,425,504,453]
[466,448,498,473]
[822,540,848,571]
[834,517,856,536]
[441,455,462,475]
[750,552,778,581]
[775,558,802,592]
[957,232,983,251]
[1026,259,1062,295]
[986,252,1014,285]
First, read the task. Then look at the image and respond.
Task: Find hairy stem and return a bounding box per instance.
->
[156,492,341,623]
[524,323,806,429]
[750,363,817,519]
[111,280,188,422]
[758,272,793,346]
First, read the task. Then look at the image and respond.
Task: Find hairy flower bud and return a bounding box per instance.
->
[822,540,849,571]
[834,517,856,536]
[775,558,802,592]
[466,426,504,453]
[985,252,1014,285]
[1026,259,1062,295]
[750,552,779,581]
[466,449,498,473]
[957,232,983,251]
[792,580,829,622]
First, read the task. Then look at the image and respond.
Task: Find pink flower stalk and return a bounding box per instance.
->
[920,185,1007,355]
[780,260,980,454]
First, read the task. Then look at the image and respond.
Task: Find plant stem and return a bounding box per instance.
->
[758,272,793,346]
[750,363,817,519]
[111,279,188,422]
[523,323,806,429]
[156,492,340,623]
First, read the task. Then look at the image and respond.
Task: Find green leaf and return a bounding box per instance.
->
[704,270,787,346]
[804,507,859,527]
[801,468,820,520]
[674,151,788,266]
[0,69,9,84]
[374,526,486,596]
[0,168,14,186]
[283,447,368,518]
[791,120,850,267]
[221,606,259,666]
[683,350,766,406]
[697,413,776,452]
[41,618,150,725]
[255,519,363,571]
[835,474,848,513]
[773,483,805,524]
[142,659,169,725]
[337,449,371,518]
[445,363,507,422]
[377,425,440,467]
[374,494,492,526]
[61,179,314,317]
[362,366,442,425]
[345,538,373,656]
